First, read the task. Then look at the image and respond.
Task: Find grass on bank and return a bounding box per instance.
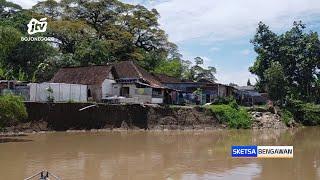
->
[205,98,252,129]
[0,94,27,128]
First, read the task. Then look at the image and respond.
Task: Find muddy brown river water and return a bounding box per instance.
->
[0,127,319,180]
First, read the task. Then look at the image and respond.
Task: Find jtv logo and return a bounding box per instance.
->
[21,17,54,42]
[27,18,48,35]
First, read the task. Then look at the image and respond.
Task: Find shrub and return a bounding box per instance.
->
[206,104,251,129]
[280,109,294,126]
[301,103,320,125]
[0,94,28,127]
[286,99,320,125]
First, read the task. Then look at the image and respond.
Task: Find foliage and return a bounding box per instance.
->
[250,21,320,103]
[280,109,294,126]
[184,57,216,81]
[0,94,27,127]
[0,0,22,18]
[0,0,218,83]
[154,59,184,78]
[1,0,211,82]
[212,96,238,109]
[263,61,287,104]
[0,3,58,81]
[286,99,320,125]
[46,86,54,102]
[0,0,219,83]
[42,0,175,62]
[0,26,21,62]
[206,104,251,129]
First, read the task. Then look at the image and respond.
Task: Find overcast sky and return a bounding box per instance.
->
[10,0,320,85]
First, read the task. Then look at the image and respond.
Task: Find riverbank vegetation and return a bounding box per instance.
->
[250,21,320,125]
[0,94,28,128]
[286,100,320,125]
[205,98,252,129]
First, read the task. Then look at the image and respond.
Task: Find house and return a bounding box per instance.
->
[111,61,167,104]
[234,86,267,105]
[152,74,235,104]
[51,61,168,104]
[51,65,115,101]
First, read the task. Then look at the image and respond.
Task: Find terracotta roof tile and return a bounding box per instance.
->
[51,65,113,85]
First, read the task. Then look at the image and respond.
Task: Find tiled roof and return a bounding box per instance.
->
[51,61,165,88]
[113,61,164,88]
[51,65,113,85]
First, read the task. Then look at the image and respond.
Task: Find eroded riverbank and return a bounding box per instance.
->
[1,102,292,134]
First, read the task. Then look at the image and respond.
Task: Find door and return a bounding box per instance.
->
[120,87,130,97]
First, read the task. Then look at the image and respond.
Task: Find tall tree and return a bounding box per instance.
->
[250,21,320,103]
[0,0,22,18]
[185,57,217,81]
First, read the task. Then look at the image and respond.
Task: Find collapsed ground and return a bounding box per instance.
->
[1,102,295,133]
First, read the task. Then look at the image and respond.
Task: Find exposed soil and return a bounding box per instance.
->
[1,102,295,133]
[147,106,222,130]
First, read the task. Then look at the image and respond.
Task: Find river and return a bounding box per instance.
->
[0,127,319,180]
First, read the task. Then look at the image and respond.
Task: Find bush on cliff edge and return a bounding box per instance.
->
[0,94,27,127]
[286,99,320,125]
[206,104,251,129]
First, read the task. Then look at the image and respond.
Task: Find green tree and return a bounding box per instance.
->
[154,59,184,78]
[250,21,320,103]
[1,0,205,82]
[264,62,287,104]
[185,57,217,81]
[32,0,62,19]
[0,26,21,62]
[40,0,175,64]
[0,94,27,127]
[0,0,22,18]
[249,22,279,91]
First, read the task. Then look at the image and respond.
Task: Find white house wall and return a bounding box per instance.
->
[101,79,116,99]
[29,83,87,102]
[111,83,157,103]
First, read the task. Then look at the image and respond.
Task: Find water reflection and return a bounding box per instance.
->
[0,128,319,180]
